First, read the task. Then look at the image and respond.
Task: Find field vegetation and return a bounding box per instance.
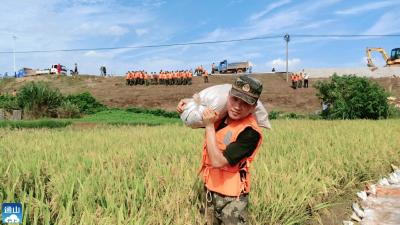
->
[0,119,399,224]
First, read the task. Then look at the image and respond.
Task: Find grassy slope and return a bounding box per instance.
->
[2,74,399,114]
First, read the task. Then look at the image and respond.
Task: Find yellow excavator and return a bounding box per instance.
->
[366,47,400,71]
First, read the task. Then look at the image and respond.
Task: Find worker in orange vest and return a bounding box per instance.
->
[183,70,188,85]
[172,71,177,85]
[202,70,209,83]
[167,71,172,86]
[177,75,263,225]
[131,72,137,85]
[298,72,303,89]
[293,73,298,89]
[144,72,150,86]
[188,70,193,85]
[290,73,295,88]
[125,71,131,85]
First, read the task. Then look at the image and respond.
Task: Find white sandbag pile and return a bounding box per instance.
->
[343,164,400,225]
[180,84,271,129]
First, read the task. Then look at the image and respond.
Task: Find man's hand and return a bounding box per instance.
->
[176,99,189,114]
[203,108,218,126]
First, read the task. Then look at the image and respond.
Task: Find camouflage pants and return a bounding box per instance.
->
[205,190,249,225]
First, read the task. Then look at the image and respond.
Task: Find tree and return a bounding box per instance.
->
[314,74,389,119]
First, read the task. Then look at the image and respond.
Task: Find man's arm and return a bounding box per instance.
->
[203,108,229,168]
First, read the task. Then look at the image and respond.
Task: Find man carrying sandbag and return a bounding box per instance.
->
[177,75,263,225]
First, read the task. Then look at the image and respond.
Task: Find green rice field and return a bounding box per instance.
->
[0,119,399,224]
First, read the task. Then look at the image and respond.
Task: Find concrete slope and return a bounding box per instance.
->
[304,67,400,78]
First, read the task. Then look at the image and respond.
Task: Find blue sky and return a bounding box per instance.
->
[1,0,400,75]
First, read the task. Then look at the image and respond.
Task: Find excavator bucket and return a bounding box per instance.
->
[366,59,378,71]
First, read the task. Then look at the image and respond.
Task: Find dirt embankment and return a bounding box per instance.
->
[1,73,399,114]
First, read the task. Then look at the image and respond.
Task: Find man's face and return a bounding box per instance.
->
[226,94,256,120]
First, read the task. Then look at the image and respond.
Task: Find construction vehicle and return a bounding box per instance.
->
[36,64,67,75]
[216,60,252,74]
[366,47,400,71]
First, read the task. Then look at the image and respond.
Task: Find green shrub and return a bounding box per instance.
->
[57,101,81,118]
[306,114,323,120]
[0,94,19,110]
[126,107,179,118]
[17,82,63,118]
[268,111,281,120]
[388,105,400,118]
[285,112,300,119]
[0,120,71,129]
[314,75,390,119]
[65,92,105,114]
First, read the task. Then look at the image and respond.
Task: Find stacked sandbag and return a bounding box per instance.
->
[342,164,400,224]
[180,84,271,129]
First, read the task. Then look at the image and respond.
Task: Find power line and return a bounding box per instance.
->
[293,34,400,38]
[0,33,399,54]
[0,35,282,54]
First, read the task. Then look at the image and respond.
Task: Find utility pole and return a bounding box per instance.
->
[284,34,290,82]
[12,35,17,76]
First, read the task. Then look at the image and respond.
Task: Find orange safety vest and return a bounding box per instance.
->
[200,114,263,197]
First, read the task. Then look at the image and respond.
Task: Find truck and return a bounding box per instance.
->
[36,64,68,75]
[214,60,252,74]
[35,69,51,75]
[50,64,67,75]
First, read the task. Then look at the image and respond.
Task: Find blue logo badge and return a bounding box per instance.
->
[2,203,22,224]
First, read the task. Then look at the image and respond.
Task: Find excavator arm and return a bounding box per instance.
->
[366,47,390,70]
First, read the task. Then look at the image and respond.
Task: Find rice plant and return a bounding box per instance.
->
[0,119,399,224]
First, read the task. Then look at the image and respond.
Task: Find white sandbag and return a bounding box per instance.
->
[180,84,271,129]
[254,101,271,129]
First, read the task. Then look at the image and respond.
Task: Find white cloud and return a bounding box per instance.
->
[84,50,98,57]
[108,25,129,36]
[268,58,301,70]
[336,1,399,15]
[201,0,343,42]
[305,0,343,11]
[363,11,400,34]
[135,29,148,36]
[249,0,291,21]
[142,0,166,7]
[301,19,335,29]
